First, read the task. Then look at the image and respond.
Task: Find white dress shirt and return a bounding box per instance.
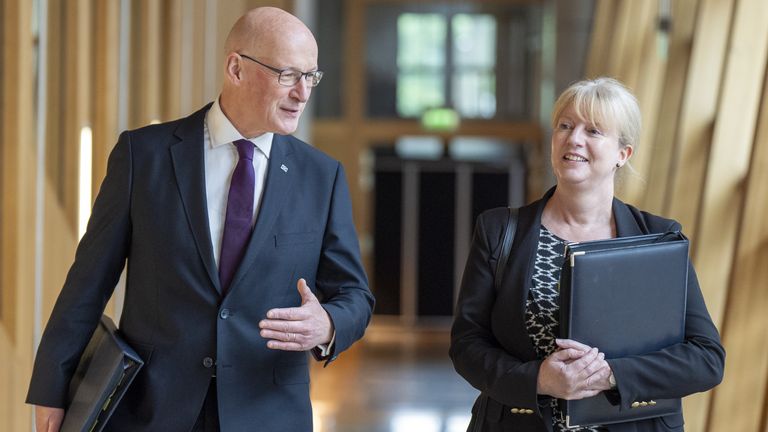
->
[204,98,272,267]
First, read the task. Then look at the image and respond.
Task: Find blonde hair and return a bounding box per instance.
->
[551,77,641,151]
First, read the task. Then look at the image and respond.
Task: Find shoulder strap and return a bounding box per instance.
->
[494,207,519,291]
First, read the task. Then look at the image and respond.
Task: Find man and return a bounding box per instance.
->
[27,7,374,432]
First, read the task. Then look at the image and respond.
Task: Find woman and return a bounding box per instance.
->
[449,77,724,432]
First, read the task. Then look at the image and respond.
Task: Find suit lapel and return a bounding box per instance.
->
[227,134,295,294]
[169,104,221,293]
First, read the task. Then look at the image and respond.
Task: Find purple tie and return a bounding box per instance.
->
[219,139,255,293]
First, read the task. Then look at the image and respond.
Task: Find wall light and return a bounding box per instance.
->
[78,126,93,239]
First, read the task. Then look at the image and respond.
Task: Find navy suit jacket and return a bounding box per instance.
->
[450,187,724,432]
[27,104,375,431]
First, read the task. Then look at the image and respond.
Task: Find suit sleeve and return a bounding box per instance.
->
[607,222,726,410]
[449,211,543,412]
[26,132,133,408]
[314,163,374,364]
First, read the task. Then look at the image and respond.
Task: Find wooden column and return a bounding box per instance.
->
[665,0,735,247]
[707,62,768,432]
[688,0,768,430]
[0,0,37,430]
[162,0,183,120]
[643,0,700,214]
[618,1,663,206]
[92,0,120,194]
[585,0,618,79]
[130,0,162,127]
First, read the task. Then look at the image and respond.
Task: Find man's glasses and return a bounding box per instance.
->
[238,53,323,87]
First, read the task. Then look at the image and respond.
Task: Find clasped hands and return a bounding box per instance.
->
[259,278,334,351]
[537,338,614,400]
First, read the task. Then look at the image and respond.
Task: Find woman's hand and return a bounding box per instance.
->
[536,338,613,399]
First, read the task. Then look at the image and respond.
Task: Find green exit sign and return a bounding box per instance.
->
[421,107,460,132]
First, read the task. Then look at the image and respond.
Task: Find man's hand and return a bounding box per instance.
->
[35,405,64,432]
[537,338,613,400]
[259,278,334,351]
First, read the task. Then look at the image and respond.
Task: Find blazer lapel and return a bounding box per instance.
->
[612,198,645,237]
[226,134,295,294]
[169,104,221,293]
[500,186,555,360]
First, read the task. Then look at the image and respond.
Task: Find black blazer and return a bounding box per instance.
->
[27,104,375,431]
[450,187,724,432]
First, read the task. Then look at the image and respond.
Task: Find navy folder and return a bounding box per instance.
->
[60,315,144,432]
[558,232,689,429]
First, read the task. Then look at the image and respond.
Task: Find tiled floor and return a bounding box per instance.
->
[309,318,478,432]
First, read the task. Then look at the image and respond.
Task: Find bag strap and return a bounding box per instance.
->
[494,207,519,291]
[471,394,489,432]
[472,208,517,431]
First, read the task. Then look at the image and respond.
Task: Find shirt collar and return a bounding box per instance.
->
[206,97,273,158]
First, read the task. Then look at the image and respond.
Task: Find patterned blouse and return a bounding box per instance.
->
[524,226,605,432]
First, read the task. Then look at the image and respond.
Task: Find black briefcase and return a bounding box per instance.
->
[558,232,689,429]
[60,315,144,432]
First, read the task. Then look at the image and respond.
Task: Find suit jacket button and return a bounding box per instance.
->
[524,409,534,414]
[640,401,648,407]
[203,357,214,368]
[631,402,640,408]
[649,400,657,406]
[220,308,231,319]
[510,408,519,414]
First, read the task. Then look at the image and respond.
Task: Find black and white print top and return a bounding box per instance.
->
[524,226,605,432]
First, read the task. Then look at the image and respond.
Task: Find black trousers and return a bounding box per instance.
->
[192,378,220,432]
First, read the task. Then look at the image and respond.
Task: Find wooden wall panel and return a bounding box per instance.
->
[163,0,183,120]
[689,0,768,430]
[582,0,661,206]
[92,0,120,189]
[617,0,661,205]
[585,0,617,79]
[1,0,37,431]
[586,0,768,430]
[643,0,699,214]
[665,0,735,247]
[695,0,768,333]
[708,60,768,432]
[0,0,5,328]
[130,0,162,126]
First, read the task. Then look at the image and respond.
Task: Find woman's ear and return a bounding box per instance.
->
[618,145,633,165]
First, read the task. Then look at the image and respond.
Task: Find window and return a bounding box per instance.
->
[396,12,497,119]
[396,13,447,117]
[452,14,497,118]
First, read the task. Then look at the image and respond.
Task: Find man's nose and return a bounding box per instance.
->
[291,78,312,103]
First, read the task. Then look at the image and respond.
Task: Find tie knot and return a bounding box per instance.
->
[234,139,254,161]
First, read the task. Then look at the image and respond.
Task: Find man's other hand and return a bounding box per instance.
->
[259,278,334,351]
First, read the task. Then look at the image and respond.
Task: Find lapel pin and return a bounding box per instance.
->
[281,164,288,173]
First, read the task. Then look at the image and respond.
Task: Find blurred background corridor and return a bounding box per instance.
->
[3,0,768,430]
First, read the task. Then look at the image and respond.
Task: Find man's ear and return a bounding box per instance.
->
[225,53,243,84]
